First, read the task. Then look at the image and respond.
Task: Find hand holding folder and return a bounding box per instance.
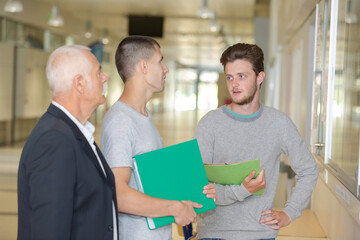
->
[204,159,265,195]
[242,168,266,194]
[133,139,216,230]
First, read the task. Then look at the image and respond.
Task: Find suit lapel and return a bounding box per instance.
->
[47,104,111,185]
[94,142,115,184]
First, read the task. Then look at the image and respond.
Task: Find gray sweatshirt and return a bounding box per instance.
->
[194,105,318,240]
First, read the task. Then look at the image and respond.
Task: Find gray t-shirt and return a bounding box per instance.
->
[194,105,318,240]
[101,101,171,240]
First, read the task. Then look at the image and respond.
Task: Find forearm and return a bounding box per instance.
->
[283,168,318,221]
[116,186,182,218]
[282,116,319,221]
[215,183,252,205]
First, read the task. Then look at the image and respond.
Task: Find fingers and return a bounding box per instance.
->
[243,169,266,193]
[257,169,265,179]
[261,209,272,216]
[203,183,217,201]
[186,200,203,209]
[203,186,216,194]
[174,201,199,226]
[255,169,266,188]
[260,209,291,229]
[244,170,256,182]
[203,183,215,190]
[268,224,281,230]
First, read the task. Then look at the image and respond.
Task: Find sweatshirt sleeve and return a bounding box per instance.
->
[281,116,318,222]
[214,183,252,205]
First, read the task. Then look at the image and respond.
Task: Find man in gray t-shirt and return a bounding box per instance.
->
[101,36,216,240]
[194,43,318,240]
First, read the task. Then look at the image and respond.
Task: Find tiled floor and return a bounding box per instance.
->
[171,211,327,240]
[0,110,327,240]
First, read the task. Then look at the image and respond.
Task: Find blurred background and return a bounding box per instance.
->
[0,0,359,239]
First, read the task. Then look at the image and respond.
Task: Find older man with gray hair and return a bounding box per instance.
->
[17,45,118,240]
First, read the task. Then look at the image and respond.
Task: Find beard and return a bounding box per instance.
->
[231,81,258,105]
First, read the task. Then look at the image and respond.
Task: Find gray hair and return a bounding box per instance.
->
[115,36,160,83]
[46,45,93,96]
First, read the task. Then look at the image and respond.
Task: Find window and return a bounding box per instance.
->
[313,0,360,198]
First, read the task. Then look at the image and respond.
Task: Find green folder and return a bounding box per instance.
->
[204,158,264,195]
[132,139,216,230]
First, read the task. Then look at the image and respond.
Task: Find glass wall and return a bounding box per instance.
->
[312,0,331,157]
[175,68,197,111]
[174,68,219,112]
[329,0,360,192]
[0,17,65,145]
[313,0,360,198]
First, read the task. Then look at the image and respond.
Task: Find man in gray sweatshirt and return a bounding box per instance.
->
[194,43,318,240]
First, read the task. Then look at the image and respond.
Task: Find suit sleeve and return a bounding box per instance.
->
[27,130,76,240]
[195,115,252,206]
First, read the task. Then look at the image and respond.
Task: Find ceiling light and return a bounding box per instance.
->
[84,20,93,38]
[209,21,221,33]
[208,14,222,33]
[196,0,215,19]
[346,13,358,24]
[101,29,110,45]
[3,0,23,13]
[48,5,64,27]
[345,0,358,24]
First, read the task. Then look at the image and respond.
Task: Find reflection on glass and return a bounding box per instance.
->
[312,0,331,157]
[329,0,360,194]
[175,69,197,111]
[174,69,219,111]
[199,71,218,83]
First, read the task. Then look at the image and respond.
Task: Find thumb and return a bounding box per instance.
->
[191,201,203,209]
[244,170,256,182]
[256,169,265,180]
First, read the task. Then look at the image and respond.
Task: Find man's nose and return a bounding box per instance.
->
[232,78,239,87]
[163,64,169,74]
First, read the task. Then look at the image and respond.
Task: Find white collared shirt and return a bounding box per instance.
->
[52,101,118,240]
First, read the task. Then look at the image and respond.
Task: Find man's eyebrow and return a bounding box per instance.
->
[225,72,247,76]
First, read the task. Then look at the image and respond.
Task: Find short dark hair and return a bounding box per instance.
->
[115,36,160,82]
[220,43,264,76]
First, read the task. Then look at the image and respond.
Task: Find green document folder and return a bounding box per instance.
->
[133,139,216,230]
[204,159,264,195]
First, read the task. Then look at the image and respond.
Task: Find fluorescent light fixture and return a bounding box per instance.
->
[346,12,358,24]
[84,20,93,38]
[209,20,221,33]
[101,28,110,44]
[196,0,215,19]
[48,5,64,27]
[4,0,23,13]
[346,0,358,24]
[208,13,222,33]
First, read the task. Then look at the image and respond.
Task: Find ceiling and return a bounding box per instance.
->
[32,0,270,68]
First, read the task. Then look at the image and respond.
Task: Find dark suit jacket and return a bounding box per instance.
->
[18,104,118,240]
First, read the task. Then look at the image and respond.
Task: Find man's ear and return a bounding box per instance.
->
[73,74,86,94]
[257,71,265,85]
[138,59,148,74]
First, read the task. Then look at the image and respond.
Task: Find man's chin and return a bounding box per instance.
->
[99,96,107,104]
[156,86,165,93]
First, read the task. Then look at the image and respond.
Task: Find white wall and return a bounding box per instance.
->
[15,47,50,118]
[254,17,270,104]
[0,42,14,121]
